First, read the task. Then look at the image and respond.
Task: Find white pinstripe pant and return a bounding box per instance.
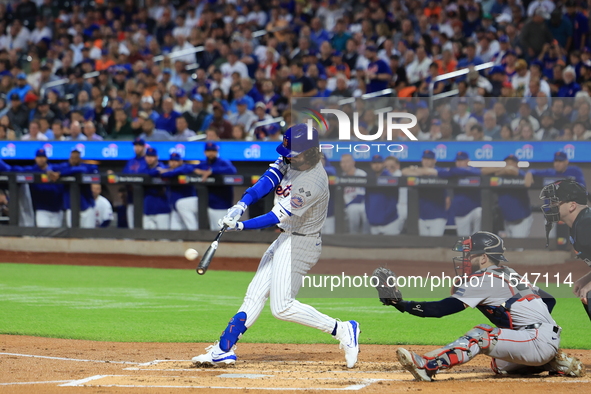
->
[238,233,336,333]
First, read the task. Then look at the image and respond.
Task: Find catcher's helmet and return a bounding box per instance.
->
[452,231,507,277]
[276,123,319,158]
[540,179,588,224]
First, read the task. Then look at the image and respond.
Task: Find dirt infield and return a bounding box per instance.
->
[2,250,591,393]
[1,335,590,394]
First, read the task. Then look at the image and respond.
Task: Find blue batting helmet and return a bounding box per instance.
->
[276,123,319,158]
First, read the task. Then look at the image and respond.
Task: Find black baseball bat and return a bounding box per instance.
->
[196,225,228,275]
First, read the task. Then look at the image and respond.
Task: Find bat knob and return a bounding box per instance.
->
[197,268,205,275]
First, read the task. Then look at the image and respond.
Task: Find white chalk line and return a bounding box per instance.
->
[0,380,73,386]
[59,375,109,387]
[59,374,384,390]
[0,352,139,364]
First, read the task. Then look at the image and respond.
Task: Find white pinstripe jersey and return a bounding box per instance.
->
[271,157,329,234]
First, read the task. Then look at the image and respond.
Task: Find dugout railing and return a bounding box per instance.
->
[0,173,564,249]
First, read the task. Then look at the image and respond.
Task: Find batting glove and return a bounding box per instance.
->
[219,218,244,231]
[224,202,247,223]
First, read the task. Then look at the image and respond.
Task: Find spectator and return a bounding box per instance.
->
[340,154,368,234]
[209,101,233,139]
[406,46,430,85]
[228,98,257,131]
[573,122,591,140]
[92,184,114,228]
[536,112,561,140]
[154,97,181,134]
[290,61,318,97]
[511,100,540,132]
[520,8,554,60]
[558,66,581,97]
[173,88,192,113]
[232,124,248,141]
[21,120,48,141]
[7,94,29,134]
[139,118,171,141]
[7,73,31,101]
[173,116,196,141]
[83,122,103,141]
[67,121,88,141]
[565,0,588,52]
[483,111,501,139]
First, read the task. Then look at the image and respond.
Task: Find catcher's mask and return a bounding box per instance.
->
[452,232,508,277]
[539,180,588,246]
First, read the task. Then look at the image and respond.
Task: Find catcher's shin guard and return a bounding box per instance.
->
[219,312,248,352]
[423,324,500,371]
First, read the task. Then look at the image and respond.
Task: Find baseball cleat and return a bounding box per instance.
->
[192,342,237,367]
[547,350,586,377]
[335,320,360,368]
[397,348,436,382]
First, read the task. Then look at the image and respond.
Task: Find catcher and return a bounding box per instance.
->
[373,231,585,381]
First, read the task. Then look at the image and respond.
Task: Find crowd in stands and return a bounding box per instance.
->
[1,0,591,143]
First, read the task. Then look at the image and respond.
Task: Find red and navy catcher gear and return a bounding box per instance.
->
[276,123,319,158]
[452,231,508,277]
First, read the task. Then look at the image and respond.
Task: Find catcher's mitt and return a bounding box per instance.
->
[372,267,403,306]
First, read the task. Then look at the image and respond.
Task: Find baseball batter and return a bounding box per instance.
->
[192,124,360,368]
[374,231,584,381]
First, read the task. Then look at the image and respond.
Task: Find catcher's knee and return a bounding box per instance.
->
[464,324,500,354]
[219,312,247,352]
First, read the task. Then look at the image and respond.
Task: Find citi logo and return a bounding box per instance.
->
[563,144,575,160]
[102,143,118,158]
[244,144,261,159]
[171,144,186,157]
[434,144,447,160]
[42,143,53,157]
[474,144,493,159]
[515,144,534,160]
[0,143,16,157]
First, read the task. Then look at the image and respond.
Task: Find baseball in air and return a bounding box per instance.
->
[184,248,199,261]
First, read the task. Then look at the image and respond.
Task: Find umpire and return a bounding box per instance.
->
[540,179,591,320]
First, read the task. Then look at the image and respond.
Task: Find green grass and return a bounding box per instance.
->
[0,263,589,348]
